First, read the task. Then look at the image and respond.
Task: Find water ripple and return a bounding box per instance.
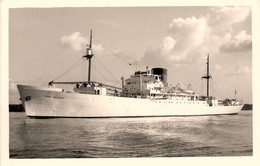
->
[9,111,252,158]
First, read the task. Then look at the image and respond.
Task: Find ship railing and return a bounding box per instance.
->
[49,80,122,89]
[219,98,244,106]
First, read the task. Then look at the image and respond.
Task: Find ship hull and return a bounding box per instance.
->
[17,85,243,118]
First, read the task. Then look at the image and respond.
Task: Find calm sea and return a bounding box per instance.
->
[9,111,252,158]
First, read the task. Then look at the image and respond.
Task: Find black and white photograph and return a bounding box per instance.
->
[1,0,259,165]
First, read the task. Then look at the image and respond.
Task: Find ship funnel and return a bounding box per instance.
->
[151,68,167,85]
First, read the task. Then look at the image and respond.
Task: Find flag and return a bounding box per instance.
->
[235,90,237,95]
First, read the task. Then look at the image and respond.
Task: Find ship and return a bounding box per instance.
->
[17,30,243,118]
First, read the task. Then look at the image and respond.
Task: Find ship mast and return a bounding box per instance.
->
[83,30,94,82]
[201,54,212,98]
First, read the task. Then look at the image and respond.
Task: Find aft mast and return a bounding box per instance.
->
[83,30,94,82]
[201,54,212,98]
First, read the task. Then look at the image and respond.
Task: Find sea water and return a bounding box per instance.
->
[9,111,252,158]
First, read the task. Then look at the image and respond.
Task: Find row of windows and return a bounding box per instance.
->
[152,101,206,104]
[126,81,152,85]
[127,82,137,84]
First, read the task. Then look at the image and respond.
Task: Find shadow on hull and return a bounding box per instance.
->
[27,113,239,119]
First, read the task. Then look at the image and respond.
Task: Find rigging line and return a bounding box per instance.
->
[83,59,86,81]
[111,78,122,88]
[94,56,118,81]
[211,79,221,96]
[92,57,98,81]
[209,81,216,96]
[94,61,121,86]
[190,79,202,93]
[210,82,222,99]
[82,59,84,81]
[212,79,224,99]
[93,56,95,81]
[92,58,109,82]
[85,60,88,80]
[94,64,111,83]
[52,58,83,81]
[92,38,115,57]
[192,79,202,89]
[201,79,204,96]
[210,82,219,99]
[92,39,131,81]
[93,39,111,51]
[85,59,88,81]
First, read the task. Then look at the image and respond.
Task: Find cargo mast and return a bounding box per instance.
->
[201,54,212,97]
[83,30,93,82]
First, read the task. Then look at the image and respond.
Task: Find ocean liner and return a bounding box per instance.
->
[17,31,243,118]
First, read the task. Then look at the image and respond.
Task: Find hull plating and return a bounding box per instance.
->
[17,85,242,118]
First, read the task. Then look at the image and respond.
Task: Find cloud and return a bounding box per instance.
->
[168,16,208,49]
[210,6,251,26]
[92,43,105,55]
[60,7,251,72]
[167,16,208,59]
[140,6,251,68]
[140,15,209,66]
[236,65,252,74]
[160,36,176,52]
[60,32,134,65]
[225,65,252,76]
[207,7,251,36]
[219,30,252,53]
[60,32,87,51]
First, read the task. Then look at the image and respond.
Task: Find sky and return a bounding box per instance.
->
[8,6,252,104]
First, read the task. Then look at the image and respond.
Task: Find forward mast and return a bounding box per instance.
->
[82,30,94,82]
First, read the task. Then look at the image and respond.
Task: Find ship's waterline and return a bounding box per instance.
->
[18,84,242,118]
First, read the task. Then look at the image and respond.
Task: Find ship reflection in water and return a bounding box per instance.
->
[9,110,252,158]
